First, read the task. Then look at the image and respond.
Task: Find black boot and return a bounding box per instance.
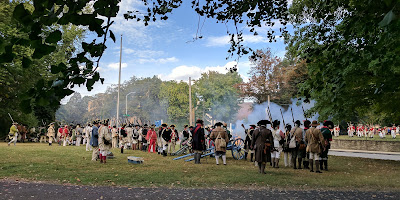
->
[310,159,314,172]
[250,153,254,162]
[258,163,262,173]
[163,150,167,157]
[304,160,310,169]
[298,158,302,169]
[293,158,297,169]
[324,160,328,171]
[320,159,324,170]
[244,152,248,160]
[194,154,197,164]
[316,160,322,173]
[121,147,124,154]
[198,153,202,164]
[261,164,266,174]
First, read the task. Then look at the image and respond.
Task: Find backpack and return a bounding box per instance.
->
[215,132,226,149]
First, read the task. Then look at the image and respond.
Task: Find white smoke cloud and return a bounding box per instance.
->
[232,98,319,139]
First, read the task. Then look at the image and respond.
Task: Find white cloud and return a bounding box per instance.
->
[205,34,269,47]
[160,61,252,82]
[107,62,128,69]
[123,48,165,58]
[108,0,167,48]
[138,57,178,64]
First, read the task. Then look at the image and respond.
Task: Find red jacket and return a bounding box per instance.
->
[146,130,157,141]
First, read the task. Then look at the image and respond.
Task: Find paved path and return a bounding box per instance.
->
[1,180,399,200]
[329,149,400,161]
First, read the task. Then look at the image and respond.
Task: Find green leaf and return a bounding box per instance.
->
[13,4,33,26]
[45,30,62,44]
[20,99,32,114]
[22,57,32,68]
[32,44,56,59]
[109,30,116,42]
[379,10,396,27]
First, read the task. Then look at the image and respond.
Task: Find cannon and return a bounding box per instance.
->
[173,137,246,161]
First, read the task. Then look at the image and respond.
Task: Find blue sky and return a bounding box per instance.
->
[72,0,290,97]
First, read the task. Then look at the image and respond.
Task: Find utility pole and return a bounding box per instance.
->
[189,77,192,126]
[116,35,122,129]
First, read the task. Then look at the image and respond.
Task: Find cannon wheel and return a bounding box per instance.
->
[231,138,245,160]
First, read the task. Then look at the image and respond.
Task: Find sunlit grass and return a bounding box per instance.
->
[0,143,399,190]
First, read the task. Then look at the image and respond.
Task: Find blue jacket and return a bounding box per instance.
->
[90,125,99,147]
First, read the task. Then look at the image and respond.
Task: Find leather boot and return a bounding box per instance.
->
[304,160,309,169]
[275,158,280,168]
[320,159,324,170]
[316,160,322,173]
[194,154,198,164]
[310,159,314,172]
[103,156,106,164]
[121,147,124,154]
[261,164,266,174]
[258,163,262,173]
[244,152,248,160]
[163,150,167,157]
[293,158,297,169]
[250,153,254,162]
[324,160,328,171]
[272,158,276,168]
[198,153,202,164]
[298,158,302,169]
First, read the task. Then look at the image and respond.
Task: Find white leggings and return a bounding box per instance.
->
[271,150,281,159]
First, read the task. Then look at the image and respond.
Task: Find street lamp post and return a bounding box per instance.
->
[126,92,136,116]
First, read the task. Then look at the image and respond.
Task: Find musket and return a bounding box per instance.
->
[266,106,273,122]
[290,108,295,125]
[280,109,286,127]
[301,105,307,121]
[8,113,15,123]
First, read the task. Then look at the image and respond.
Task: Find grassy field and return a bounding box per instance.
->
[0,143,399,191]
[335,135,400,141]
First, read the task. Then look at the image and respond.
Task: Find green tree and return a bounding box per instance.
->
[0,1,85,137]
[287,0,400,123]
[194,71,243,124]
[159,81,192,126]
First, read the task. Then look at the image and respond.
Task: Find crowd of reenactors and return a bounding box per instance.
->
[241,119,334,174]
[345,124,398,139]
[6,117,398,170]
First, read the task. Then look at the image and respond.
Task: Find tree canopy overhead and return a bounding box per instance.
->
[288,0,400,123]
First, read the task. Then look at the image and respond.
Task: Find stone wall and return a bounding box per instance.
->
[331,139,400,152]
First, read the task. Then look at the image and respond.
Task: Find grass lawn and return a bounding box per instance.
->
[1,143,399,191]
[335,135,400,142]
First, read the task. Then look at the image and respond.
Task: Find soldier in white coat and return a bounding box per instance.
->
[125,124,134,149]
[47,122,56,146]
[85,124,92,151]
[98,120,112,164]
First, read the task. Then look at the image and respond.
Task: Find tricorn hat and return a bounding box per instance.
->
[304,120,311,128]
[161,123,168,127]
[214,122,223,127]
[272,120,280,128]
[249,124,256,128]
[311,120,320,127]
[323,120,334,129]
[196,119,204,124]
[143,124,149,128]
[294,120,302,126]
[170,124,175,127]
[257,120,271,126]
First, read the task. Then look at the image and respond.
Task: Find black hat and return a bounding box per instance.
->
[161,123,168,127]
[135,124,140,127]
[249,124,256,128]
[304,120,311,128]
[184,125,188,128]
[189,126,194,129]
[143,124,149,127]
[272,120,280,128]
[170,124,175,127]
[285,123,292,130]
[196,119,204,124]
[323,120,334,129]
[93,120,99,124]
[257,120,271,126]
[214,122,223,127]
[294,120,301,126]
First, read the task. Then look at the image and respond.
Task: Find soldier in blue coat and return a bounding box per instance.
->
[90,120,100,161]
